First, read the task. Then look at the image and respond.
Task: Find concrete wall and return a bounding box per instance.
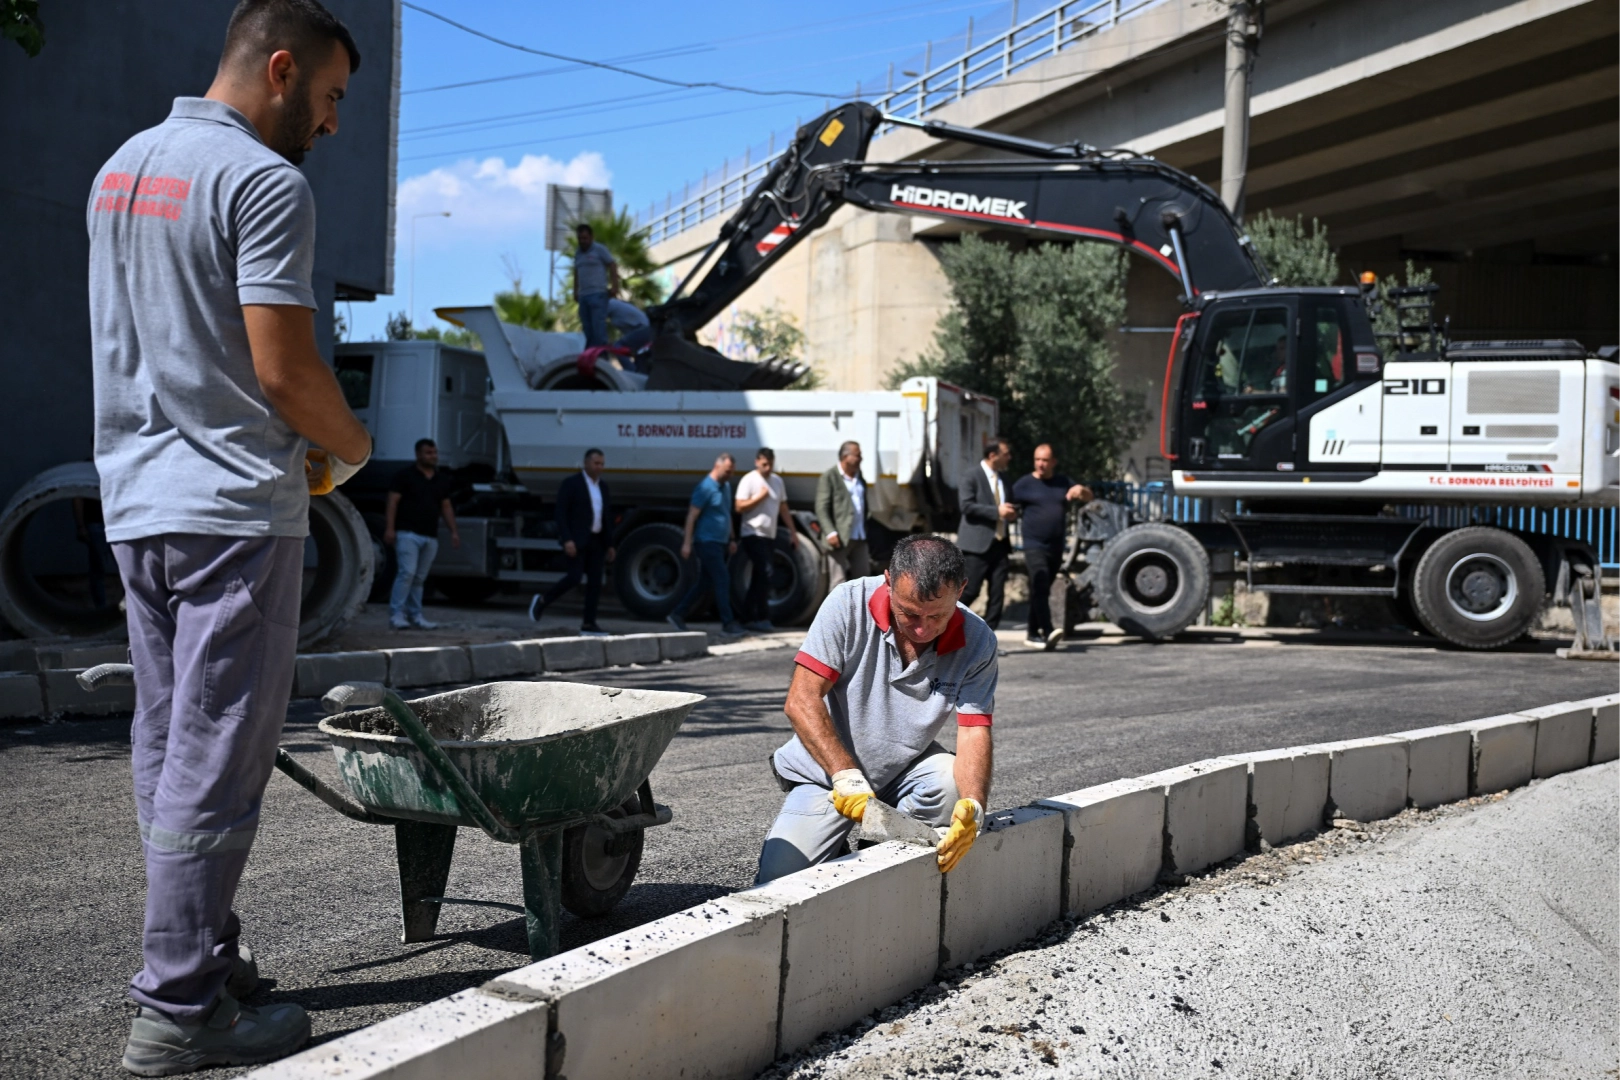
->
[0,0,399,508]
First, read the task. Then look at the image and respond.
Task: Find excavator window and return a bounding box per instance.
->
[1300,299,1352,403]
[1190,306,1291,466]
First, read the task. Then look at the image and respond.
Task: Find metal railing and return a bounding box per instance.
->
[1090,482,1618,569]
[638,0,1166,247]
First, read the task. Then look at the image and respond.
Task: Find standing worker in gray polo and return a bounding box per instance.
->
[87,0,371,1072]
[756,534,996,883]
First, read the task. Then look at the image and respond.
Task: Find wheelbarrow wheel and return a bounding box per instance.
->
[560,794,644,918]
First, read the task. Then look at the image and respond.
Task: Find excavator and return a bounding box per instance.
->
[643,102,1617,651]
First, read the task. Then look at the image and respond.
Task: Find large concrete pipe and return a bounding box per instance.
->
[0,463,373,650]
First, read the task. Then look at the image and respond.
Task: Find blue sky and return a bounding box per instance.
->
[345,0,1021,341]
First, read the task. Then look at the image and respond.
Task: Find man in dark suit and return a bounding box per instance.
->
[529,447,614,634]
[956,436,1017,629]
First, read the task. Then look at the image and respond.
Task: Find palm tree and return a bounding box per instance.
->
[563,209,665,310]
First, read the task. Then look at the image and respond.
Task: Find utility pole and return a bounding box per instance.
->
[1220,0,1263,220]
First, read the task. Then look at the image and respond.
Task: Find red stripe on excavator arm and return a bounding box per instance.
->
[1159,312,1198,462]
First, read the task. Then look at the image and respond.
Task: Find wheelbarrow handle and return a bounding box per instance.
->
[324,682,522,845]
[78,663,135,691]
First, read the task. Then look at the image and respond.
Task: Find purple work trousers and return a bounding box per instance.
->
[111,534,303,1019]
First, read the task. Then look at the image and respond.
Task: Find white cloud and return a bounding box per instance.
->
[396,151,612,239]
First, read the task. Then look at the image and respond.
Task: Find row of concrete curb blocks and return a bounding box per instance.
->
[289,632,711,700]
[0,640,129,675]
[0,667,138,719]
[249,691,1620,1080]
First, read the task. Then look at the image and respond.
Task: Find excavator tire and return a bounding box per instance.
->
[728,530,825,627]
[1410,526,1543,650]
[614,522,697,620]
[1092,522,1210,640]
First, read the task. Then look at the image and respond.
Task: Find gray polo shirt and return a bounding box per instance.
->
[87,97,317,541]
[574,242,616,296]
[774,576,997,790]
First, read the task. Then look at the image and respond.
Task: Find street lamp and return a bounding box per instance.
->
[409,211,452,329]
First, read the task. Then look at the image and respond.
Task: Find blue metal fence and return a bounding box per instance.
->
[1088,482,1618,568]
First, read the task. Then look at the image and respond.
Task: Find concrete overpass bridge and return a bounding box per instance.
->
[646,0,1616,481]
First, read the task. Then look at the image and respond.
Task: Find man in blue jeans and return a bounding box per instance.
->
[572,222,618,348]
[668,452,746,638]
[384,438,460,630]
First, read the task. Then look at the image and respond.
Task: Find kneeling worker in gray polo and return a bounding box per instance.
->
[756,534,996,883]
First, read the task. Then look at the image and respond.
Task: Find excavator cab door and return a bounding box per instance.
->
[1181,298,1297,474]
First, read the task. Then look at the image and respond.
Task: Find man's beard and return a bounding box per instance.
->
[270,80,316,165]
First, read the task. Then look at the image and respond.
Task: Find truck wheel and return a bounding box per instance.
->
[0,463,124,639]
[730,534,825,627]
[299,491,375,650]
[1410,527,1543,649]
[614,523,695,620]
[560,793,644,919]
[1093,523,1209,640]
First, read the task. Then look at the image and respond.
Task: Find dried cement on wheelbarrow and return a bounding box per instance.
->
[331,681,651,744]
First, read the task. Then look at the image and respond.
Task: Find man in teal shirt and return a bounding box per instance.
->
[669,452,746,637]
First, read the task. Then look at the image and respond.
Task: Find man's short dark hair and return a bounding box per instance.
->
[576,223,594,236]
[715,452,735,465]
[983,436,1012,459]
[584,447,604,461]
[756,447,775,463]
[838,440,860,460]
[414,438,435,452]
[888,534,966,600]
[222,0,360,76]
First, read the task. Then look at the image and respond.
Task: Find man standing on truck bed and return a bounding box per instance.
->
[87,0,370,1072]
[756,534,994,883]
[573,222,619,349]
[1011,444,1091,650]
[528,447,614,634]
[815,440,871,583]
[384,437,460,630]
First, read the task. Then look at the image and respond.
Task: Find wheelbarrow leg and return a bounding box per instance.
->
[395,821,458,944]
[518,828,564,960]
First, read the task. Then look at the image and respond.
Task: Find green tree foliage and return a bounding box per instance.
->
[3,0,44,57]
[893,236,1141,480]
[728,306,822,389]
[383,311,479,349]
[494,279,564,331]
[1246,210,1339,287]
[1365,259,1439,355]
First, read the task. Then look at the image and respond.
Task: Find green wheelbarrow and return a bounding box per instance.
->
[78,666,703,960]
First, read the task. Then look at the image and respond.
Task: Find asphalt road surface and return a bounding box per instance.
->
[0,631,1613,1078]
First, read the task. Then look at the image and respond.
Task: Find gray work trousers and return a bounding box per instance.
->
[754,746,957,885]
[112,534,303,1019]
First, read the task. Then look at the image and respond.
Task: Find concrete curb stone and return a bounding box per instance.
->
[940,806,1064,967]
[1228,747,1329,847]
[0,672,44,719]
[294,651,389,700]
[1521,701,1595,778]
[659,631,711,660]
[251,986,546,1079]
[1460,713,1537,794]
[603,633,662,667]
[1318,737,1409,823]
[540,636,607,672]
[45,668,134,716]
[466,640,542,680]
[496,898,784,1080]
[1138,757,1248,877]
[1569,692,1619,763]
[737,843,942,1055]
[384,646,472,689]
[1390,725,1472,809]
[1036,779,1165,918]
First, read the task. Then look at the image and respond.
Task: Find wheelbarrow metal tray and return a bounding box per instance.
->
[317,681,700,828]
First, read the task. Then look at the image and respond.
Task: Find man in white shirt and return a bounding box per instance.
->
[529,448,615,633]
[814,441,872,584]
[735,447,795,632]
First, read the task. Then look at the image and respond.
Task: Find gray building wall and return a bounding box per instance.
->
[0,0,399,508]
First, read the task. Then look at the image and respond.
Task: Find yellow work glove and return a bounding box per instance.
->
[829,769,874,821]
[936,798,983,873]
[305,442,371,496]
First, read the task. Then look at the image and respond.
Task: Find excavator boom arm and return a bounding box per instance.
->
[653,102,1267,338]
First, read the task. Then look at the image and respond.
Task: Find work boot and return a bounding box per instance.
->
[665,612,687,632]
[409,615,439,630]
[719,621,748,638]
[225,946,259,999]
[122,993,309,1076]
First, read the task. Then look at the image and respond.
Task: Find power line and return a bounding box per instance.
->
[402,1,842,99]
[401,87,696,139]
[403,44,715,95]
